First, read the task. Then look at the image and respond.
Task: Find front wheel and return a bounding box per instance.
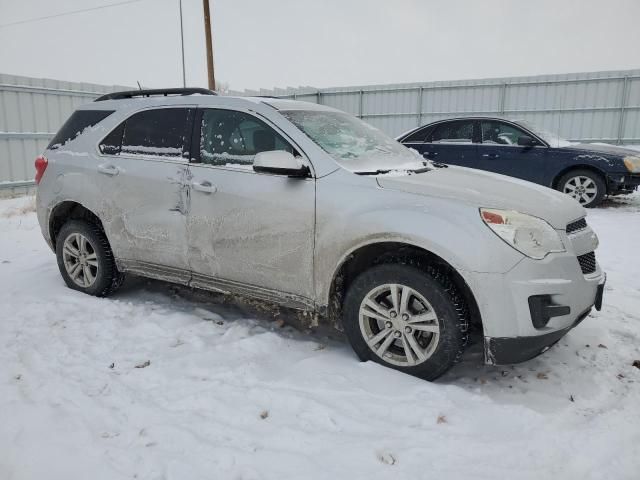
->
[342,263,468,381]
[557,169,606,207]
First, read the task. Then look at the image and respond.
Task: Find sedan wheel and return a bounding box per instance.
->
[359,283,440,367]
[562,175,598,205]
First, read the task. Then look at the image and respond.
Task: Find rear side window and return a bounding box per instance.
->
[430,121,475,144]
[100,108,194,159]
[402,126,430,143]
[48,110,114,150]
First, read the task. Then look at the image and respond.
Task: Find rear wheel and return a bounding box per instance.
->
[55,220,125,297]
[342,263,468,381]
[557,169,606,207]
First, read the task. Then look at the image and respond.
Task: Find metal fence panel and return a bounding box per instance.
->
[232,69,640,143]
[2,70,640,194]
[0,73,129,195]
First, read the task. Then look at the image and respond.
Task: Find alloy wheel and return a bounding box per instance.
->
[563,175,598,205]
[62,233,99,288]
[358,283,440,367]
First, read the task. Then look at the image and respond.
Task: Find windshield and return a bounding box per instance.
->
[514,119,574,148]
[280,110,422,172]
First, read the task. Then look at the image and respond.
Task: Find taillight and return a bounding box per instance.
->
[35,155,48,185]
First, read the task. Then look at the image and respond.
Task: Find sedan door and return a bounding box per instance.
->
[476,120,548,184]
[95,107,194,282]
[419,119,478,167]
[187,108,316,304]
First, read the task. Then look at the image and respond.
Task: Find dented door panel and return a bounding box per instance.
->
[95,156,192,272]
[186,165,316,300]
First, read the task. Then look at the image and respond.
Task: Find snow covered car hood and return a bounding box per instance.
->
[376,166,585,229]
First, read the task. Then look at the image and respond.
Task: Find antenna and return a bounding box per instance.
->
[137,81,142,91]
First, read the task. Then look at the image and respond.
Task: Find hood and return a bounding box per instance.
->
[376,166,584,229]
[561,142,639,157]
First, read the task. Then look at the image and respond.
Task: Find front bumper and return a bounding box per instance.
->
[485,307,591,364]
[463,232,605,365]
[484,276,604,364]
[607,173,640,194]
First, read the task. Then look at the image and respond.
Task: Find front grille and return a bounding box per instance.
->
[577,252,597,274]
[566,218,587,234]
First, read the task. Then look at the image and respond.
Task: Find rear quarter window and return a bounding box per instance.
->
[47,110,114,150]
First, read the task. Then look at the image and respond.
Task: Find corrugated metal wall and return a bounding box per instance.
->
[235,68,640,143]
[0,73,128,196]
[2,69,639,195]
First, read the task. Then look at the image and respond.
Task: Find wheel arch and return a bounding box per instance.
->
[325,241,481,331]
[49,201,106,249]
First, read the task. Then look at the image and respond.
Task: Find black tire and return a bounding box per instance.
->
[342,263,468,381]
[55,220,125,297]
[556,169,606,208]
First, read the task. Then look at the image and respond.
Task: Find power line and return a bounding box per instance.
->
[0,0,145,29]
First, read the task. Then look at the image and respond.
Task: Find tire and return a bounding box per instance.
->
[55,220,125,297]
[557,169,606,208]
[342,263,468,381]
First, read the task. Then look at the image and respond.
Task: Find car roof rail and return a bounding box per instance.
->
[94,88,217,102]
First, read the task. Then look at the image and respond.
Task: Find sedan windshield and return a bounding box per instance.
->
[280,110,423,172]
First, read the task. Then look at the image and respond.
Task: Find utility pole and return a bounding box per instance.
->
[179,0,186,87]
[203,0,216,91]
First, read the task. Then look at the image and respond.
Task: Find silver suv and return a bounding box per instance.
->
[35,88,605,380]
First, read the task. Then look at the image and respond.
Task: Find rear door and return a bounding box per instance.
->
[96,107,194,280]
[186,107,316,302]
[477,120,548,183]
[421,120,478,167]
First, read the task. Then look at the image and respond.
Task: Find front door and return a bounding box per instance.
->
[476,120,548,184]
[96,107,194,280]
[187,108,316,303]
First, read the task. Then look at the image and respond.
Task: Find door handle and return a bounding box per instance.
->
[482,153,500,159]
[97,164,119,176]
[191,180,217,194]
[423,152,438,158]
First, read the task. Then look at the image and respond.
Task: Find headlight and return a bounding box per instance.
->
[623,156,640,173]
[480,208,565,260]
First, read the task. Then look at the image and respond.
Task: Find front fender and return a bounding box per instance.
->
[314,172,523,306]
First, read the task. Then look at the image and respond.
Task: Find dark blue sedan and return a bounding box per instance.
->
[398,117,640,207]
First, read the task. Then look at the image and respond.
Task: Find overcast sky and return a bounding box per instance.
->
[1,0,639,91]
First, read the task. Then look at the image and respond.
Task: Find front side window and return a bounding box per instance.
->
[99,108,193,158]
[430,121,475,144]
[481,121,534,146]
[199,109,296,169]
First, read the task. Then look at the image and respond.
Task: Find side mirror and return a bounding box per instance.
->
[253,150,309,177]
[517,135,538,147]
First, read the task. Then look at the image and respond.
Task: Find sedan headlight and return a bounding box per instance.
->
[480,208,565,260]
[623,156,640,173]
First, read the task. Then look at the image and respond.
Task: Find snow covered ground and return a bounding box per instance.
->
[1,194,639,480]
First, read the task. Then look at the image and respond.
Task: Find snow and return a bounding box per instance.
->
[1,194,639,479]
